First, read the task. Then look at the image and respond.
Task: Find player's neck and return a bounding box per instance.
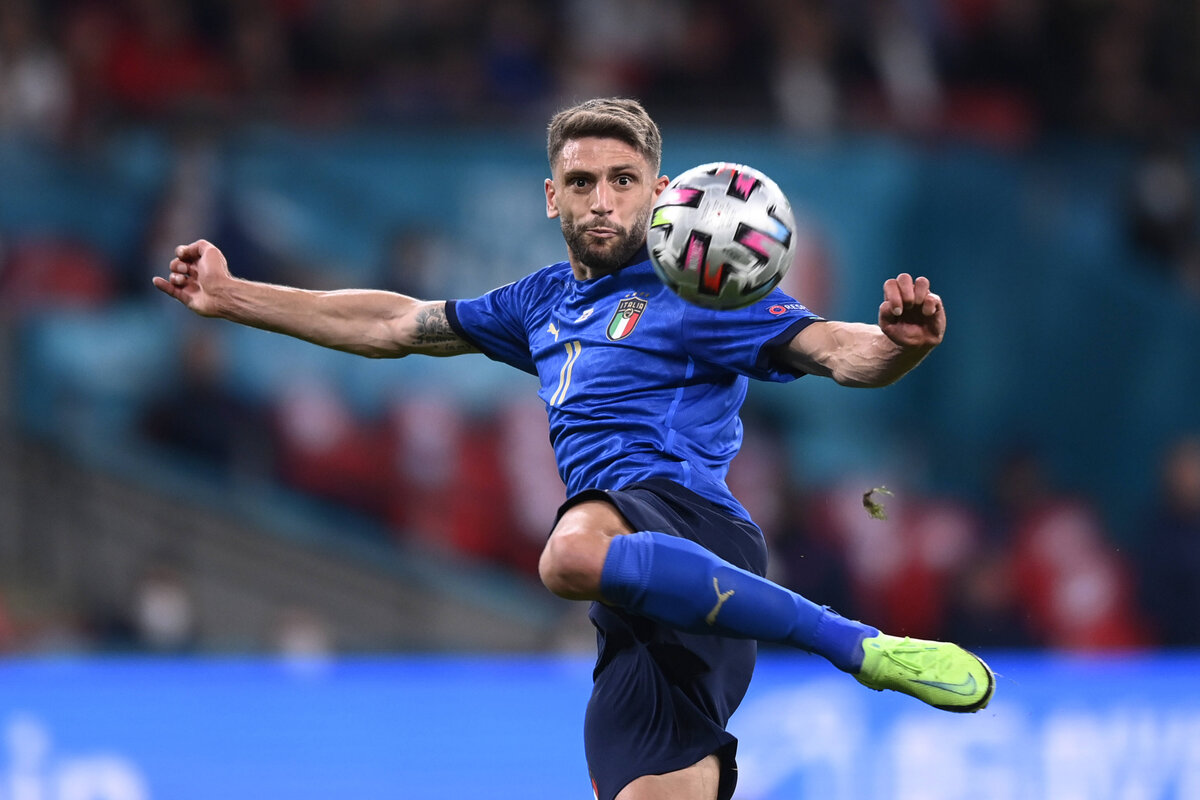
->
[570,259,624,282]
[569,244,650,282]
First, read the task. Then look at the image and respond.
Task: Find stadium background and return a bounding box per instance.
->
[1,0,1200,797]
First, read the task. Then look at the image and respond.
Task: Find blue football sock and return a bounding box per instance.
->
[599,530,876,673]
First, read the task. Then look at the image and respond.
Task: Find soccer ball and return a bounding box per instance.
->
[648,162,797,310]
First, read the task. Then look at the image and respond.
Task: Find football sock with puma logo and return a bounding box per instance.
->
[599,531,875,672]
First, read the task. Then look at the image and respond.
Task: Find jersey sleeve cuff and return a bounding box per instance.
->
[444,299,480,351]
[758,316,823,376]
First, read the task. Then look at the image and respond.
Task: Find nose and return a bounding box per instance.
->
[591,182,613,215]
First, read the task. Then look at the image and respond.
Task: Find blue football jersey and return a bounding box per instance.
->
[446,252,821,521]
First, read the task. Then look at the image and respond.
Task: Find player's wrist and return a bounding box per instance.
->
[205,275,255,321]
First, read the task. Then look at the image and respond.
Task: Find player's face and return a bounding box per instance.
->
[546,137,669,279]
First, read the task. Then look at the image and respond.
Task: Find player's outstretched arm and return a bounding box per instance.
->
[152,239,476,358]
[779,273,945,387]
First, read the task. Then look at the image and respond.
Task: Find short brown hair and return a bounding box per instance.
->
[546,97,662,174]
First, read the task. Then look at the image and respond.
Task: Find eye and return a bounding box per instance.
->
[571,177,590,189]
[616,175,634,186]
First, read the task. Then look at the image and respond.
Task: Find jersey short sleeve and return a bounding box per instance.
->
[446,266,571,376]
[682,287,823,382]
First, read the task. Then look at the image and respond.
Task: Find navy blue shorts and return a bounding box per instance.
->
[557,478,768,800]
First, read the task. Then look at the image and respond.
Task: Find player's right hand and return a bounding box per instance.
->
[152,239,229,318]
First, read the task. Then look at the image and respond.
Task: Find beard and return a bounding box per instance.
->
[561,212,649,275]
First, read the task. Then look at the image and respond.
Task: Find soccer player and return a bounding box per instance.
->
[154,98,993,800]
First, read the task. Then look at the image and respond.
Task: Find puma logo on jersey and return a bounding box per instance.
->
[547,322,560,341]
[706,577,735,626]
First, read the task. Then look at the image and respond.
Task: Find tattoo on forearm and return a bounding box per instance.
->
[414,306,476,354]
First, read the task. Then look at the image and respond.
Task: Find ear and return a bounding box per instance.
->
[653,174,670,201]
[545,177,560,219]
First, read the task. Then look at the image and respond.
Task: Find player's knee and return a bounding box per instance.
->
[538,528,609,601]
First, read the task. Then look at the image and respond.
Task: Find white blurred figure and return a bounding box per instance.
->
[998,449,1148,651]
[272,604,334,675]
[272,374,388,518]
[141,137,222,291]
[275,375,358,460]
[0,1,70,141]
[769,1,842,136]
[130,562,197,653]
[498,396,567,560]
[866,0,944,134]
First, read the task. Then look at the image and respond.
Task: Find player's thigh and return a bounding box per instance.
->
[540,498,634,599]
[552,495,635,539]
[615,754,721,800]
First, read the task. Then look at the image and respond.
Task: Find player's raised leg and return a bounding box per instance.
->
[540,501,994,713]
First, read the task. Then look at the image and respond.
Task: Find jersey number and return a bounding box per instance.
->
[549,340,582,406]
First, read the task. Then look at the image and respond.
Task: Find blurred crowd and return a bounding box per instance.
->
[131,362,1200,653]
[2,0,1200,656]
[0,0,1198,146]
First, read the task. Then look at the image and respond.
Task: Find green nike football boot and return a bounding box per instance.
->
[854,633,995,713]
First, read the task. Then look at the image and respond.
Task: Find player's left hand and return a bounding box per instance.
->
[878,273,945,349]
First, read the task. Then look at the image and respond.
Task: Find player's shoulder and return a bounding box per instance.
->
[483,260,572,303]
[537,260,575,284]
[513,260,574,292]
